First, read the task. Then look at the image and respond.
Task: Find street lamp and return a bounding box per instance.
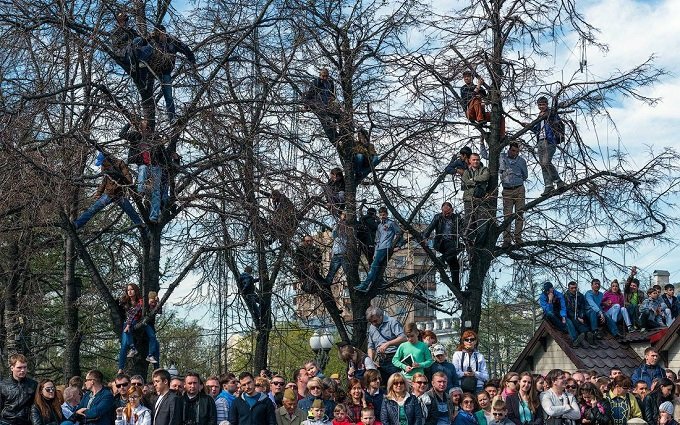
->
[309,330,334,372]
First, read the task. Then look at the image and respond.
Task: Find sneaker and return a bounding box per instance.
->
[127,348,138,358]
[146,355,158,364]
[573,333,586,348]
[627,325,634,332]
[585,331,595,346]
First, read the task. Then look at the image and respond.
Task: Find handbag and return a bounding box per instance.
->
[459,352,479,393]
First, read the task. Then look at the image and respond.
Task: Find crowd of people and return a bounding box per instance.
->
[539,267,679,348]
[2,305,679,425]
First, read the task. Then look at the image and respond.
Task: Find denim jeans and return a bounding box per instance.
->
[587,310,619,336]
[74,194,143,229]
[537,139,561,188]
[544,313,578,340]
[137,164,149,194]
[160,73,175,120]
[118,329,135,370]
[119,325,160,369]
[148,166,162,221]
[354,154,381,181]
[606,304,632,327]
[325,253,348,285]
[362,248,389,288]
[144,325,160,361]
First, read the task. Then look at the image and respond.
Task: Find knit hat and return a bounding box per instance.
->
[311,399,324,409]
[659,401,674,415]
[543,281,553,293]
[283,389,296,401]
[459,146,472,156]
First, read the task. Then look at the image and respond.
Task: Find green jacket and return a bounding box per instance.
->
[461,165,490,200]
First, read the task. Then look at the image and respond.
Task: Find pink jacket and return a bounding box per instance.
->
[601,290,624,312]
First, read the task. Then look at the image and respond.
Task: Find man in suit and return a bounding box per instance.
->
[152,368,182,425]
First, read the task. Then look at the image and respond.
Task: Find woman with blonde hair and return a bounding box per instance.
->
[452,330,489,393]
[115,386,151,425]
[380,373,423,425]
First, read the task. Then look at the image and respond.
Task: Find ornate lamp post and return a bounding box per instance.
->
[309,330,334,372]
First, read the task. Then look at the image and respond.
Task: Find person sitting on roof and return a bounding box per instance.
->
[538,282,585,348]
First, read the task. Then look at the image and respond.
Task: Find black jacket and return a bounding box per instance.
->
[0,376,38,425]
[29,404,61,425]
[228,392,276,425]
[422,212,463,252]
[357,213,379,245]
[181,393,217,425]
[642,390,673,425]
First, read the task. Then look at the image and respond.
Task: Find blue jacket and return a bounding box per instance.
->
[585,290,604,314]
[531,111,564,145]
[428,361,459,391]
[380,394,423,425]
[539,290,567,318]
[631,363,664,388]
[74,387,114,425]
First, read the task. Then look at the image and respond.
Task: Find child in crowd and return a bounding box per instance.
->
[333,403,353,425]
[304,399,332,425]
[490,400,513,425]
[661,284,679,319]
[640,287,672,329]
[357,407,382,425]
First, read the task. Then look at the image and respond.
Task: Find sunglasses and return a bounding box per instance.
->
[393,382,405,386]
[44,387,56,393]
[566,385,577,389]
[493,413,505,416]
[415,381,428,385]
[130,382,143,387]
[509,380,519,384]
[309,386,322,390]
[116,383,130,388]
[272,381,285,386]
[464,338,476,342]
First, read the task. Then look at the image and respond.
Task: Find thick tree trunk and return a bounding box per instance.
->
[62,235,82,381]
[4,242,23,356]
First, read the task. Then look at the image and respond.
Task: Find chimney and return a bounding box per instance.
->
[653,270,670,287]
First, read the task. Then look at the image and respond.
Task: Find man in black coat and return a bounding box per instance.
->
[357,208,379,264]
[152,369,183,425]
[421,201,463,288]
[228,372,276,425]
[181,372,217,425]
[0,354,37,425]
